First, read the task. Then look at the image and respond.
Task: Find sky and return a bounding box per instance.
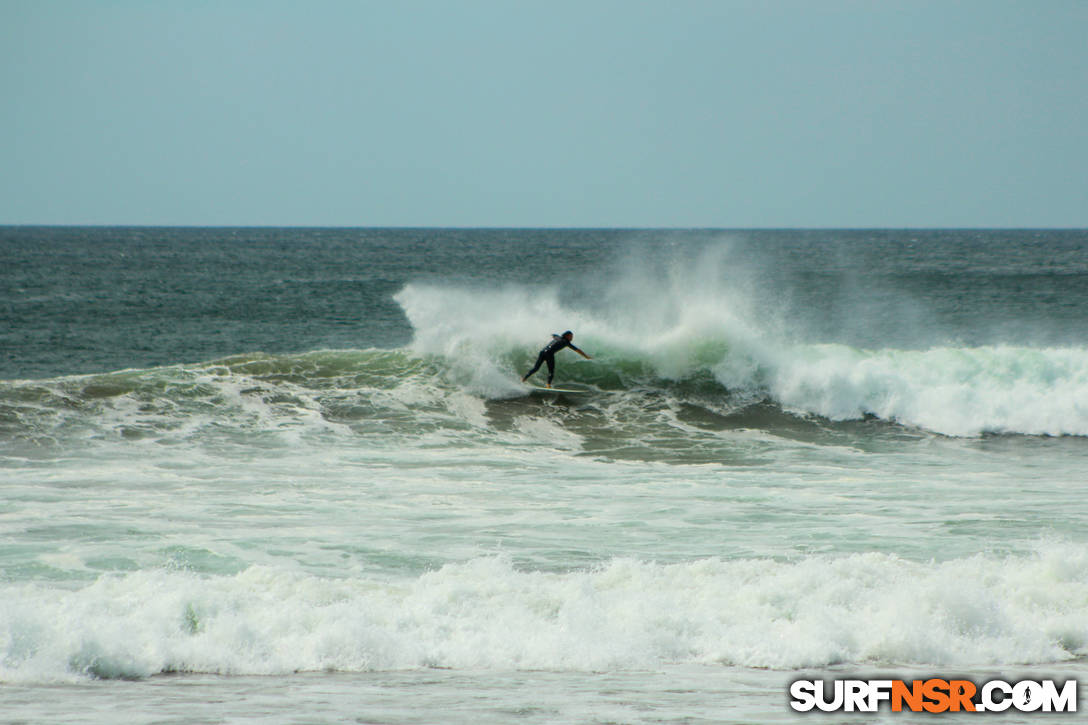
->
[1,0,1086,227]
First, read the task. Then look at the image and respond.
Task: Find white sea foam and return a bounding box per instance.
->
[764,343,1088,436]
[395,256,1088,436]
[3,546,1086,683]
[509,416,585,451]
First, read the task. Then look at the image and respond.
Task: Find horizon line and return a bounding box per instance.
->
[3,224,1087,232]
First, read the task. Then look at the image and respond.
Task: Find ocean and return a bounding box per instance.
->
[1,227,1086,723]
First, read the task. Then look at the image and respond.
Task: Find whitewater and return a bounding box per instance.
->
[395,277,1088,438]
[2,227,1087,723]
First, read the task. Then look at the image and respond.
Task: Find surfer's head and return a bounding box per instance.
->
[563,331,573,340]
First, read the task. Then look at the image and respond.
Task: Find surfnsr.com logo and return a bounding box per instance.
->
[789,678,1077,713]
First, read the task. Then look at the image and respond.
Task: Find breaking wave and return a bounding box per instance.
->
[4,240,1088,452]
[394,277,1088,438]
[3,339,1088,457]
[3,546,1086,682]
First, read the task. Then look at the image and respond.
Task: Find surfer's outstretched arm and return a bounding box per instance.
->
[572,345,592,360]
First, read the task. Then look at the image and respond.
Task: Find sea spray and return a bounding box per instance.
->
[395,276,1088,436]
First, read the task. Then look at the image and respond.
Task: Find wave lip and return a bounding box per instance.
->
[2,547,1086,682]
[764,343,1088,437]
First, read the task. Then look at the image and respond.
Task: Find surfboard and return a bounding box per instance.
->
[525,385,585,394]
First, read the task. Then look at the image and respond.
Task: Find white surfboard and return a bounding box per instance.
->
[525,385,586,394]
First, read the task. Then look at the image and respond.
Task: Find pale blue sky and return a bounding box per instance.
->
[2,0,1086,227]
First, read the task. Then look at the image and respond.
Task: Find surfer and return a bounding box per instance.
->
[522,331,591,388]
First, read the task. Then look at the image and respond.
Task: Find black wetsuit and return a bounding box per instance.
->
[524,335,582,385]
